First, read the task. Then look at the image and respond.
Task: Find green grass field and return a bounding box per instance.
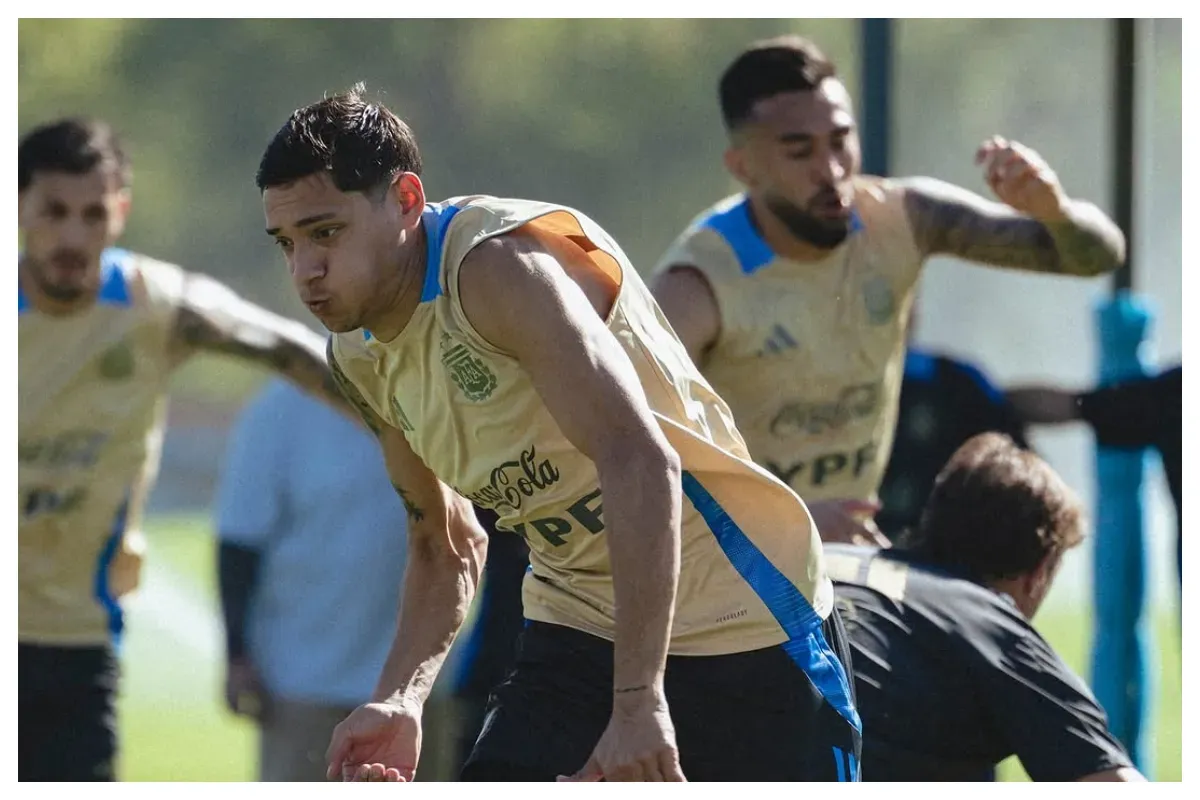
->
[116,515,1182,782]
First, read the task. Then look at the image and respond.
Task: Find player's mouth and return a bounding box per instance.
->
[304,297,331,314]
[810,194,852,220]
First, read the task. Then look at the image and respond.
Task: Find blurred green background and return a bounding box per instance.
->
[19,19,1182,782]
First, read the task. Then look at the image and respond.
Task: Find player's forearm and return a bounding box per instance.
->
[1005,387,1082,424]
[241,319,350,416]
[372,518,488,707]
[174,302,352,420]
[217,540,262,661]
[598,436,682,701]
[1041,200,1126,277]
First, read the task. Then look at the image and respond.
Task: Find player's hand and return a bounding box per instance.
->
[108,529,146,599]
[224,657,271,722]
[976,136,1069,222]
[558,687,685,782]
[808,499,891,548]
[325,699,422,782]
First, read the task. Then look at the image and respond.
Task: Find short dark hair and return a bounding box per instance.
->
[719,35,838,131]
[18,117,131,191]
[902,433,1085,582]
[256,83,422,196]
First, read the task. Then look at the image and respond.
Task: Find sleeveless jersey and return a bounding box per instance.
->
[332,196,837,657]
[19,249,185,646]
[652,177,925,503]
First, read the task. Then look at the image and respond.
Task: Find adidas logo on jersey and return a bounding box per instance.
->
[757,324,798,356]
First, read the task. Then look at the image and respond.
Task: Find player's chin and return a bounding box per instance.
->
[307,306,356,334]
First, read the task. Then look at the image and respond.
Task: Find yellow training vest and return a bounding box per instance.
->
[19,249,185,646]
[333,196,835,656]
[653,177,924,504]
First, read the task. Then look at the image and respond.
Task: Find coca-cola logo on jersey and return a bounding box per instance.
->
[464,445,561,512]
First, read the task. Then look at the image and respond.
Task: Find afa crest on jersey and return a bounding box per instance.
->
[440,333,498,402]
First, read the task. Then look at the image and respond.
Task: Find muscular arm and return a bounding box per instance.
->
[901,177,1125,277]
[328,352,488,709]
[168,272,348,414]
[650,265,721,366]
[461,232,682,703]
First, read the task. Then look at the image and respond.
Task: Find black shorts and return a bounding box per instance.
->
[19,643,119,781]
[462,609,862,782]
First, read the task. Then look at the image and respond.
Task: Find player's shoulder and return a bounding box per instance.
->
[101,248,187,313]
[653,194,758,278]
[329,328,371,367]
[851,175,919,227]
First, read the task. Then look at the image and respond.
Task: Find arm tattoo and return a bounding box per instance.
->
[903,178,1124,277]
[173,294,348,412]
[392,482,426,522]
[326,338,383,436]
[614,685,651,694]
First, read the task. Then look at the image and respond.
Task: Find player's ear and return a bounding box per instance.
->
[110,188,132,240]
[390,173,425,226]
[723,145,754,189]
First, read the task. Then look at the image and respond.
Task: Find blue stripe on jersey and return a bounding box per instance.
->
[97,248,133,306]
[848,750,859,781]
[701,198,774,275]
[681,471,862,732]
[420,203,463,303]
[362,205,462,340]
[701,199,866,277]
[834,747,847,781]
[18,248,132,312]
[94,497,130,645]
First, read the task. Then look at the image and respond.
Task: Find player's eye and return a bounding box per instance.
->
[274,237,293,252]
[44,202,67,220]
[311,225,342,243]
[785,146,813,160]
[83,206,109,224]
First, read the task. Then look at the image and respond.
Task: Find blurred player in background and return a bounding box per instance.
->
[1009,364,1182,586]
[216,378,408,782]
[259,86,859,782]
[827,433,1143,782]
[876,301,1030,539]
[18,118,348,781]
[651,35,1125,547]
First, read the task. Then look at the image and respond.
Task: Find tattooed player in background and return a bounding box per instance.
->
[18,117,348,781]
[651,36,1124,547]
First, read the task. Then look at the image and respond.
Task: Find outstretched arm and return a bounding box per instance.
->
[167,272,348,413]
[902,137,1125,277]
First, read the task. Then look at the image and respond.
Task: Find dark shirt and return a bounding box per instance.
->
[827,544,1133,781]
[878,351,1028,537]
[1080,364,1182,524]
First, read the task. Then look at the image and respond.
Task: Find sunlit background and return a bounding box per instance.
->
[18,18,1182,781]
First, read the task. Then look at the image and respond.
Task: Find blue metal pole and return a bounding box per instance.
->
[860,19,892,177]
[1091,17,1154,776]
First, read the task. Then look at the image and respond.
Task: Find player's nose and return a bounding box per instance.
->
[291,246,328,284]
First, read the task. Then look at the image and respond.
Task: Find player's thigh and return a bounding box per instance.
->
[666,611,860,781]
[260,699,354,782]
[20,645,118,781]
[461,622,611,782]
